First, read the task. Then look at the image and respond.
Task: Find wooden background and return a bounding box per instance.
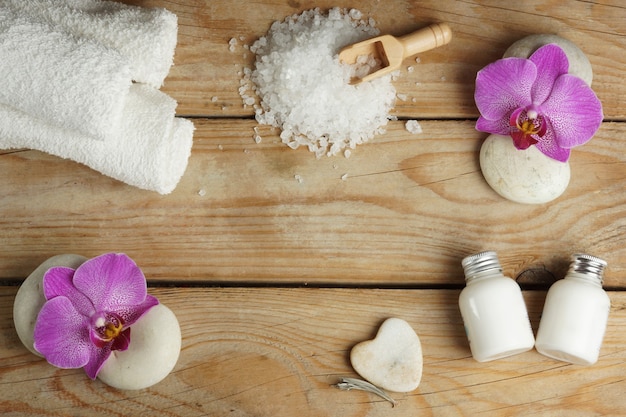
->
[1,1,625,416]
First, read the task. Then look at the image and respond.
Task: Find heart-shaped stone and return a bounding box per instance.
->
[350,317,423,393]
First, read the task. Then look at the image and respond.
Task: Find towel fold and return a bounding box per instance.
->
[0,84,194,195]
[0,0,193,193]
[0,8,131,141]
[3,0,178,88]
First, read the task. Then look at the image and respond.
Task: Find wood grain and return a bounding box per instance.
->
[122,0,626,120]
[1,1,625,416]
[0,120,624,287]
[2,287,626,416]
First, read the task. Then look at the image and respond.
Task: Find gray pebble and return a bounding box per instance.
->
[503,34,593,85]
[13,254,87,356]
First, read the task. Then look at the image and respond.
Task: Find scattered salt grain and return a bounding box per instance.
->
[341,173,349,180]
[198,189,206,197]
[239,8,397,158]
[228,37,238,52]
[407,66,415,73]
[415,57,421,64]
[211,96,218,102]
[405,120,423,134]
[294,174,304,183]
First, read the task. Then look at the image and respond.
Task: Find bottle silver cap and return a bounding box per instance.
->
[462,251,502,280]
[569,253,607,284]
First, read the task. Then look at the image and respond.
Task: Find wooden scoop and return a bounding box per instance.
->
[339,23,452,84]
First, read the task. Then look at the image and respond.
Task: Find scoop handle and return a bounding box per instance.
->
[399,23,452,58]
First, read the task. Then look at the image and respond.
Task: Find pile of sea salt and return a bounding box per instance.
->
[239,8,398,158]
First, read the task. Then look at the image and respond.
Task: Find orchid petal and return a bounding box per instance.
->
[33,296,92,369]
[476,115,510,136]
[43,267,95,317]
[83,342,113,379]
[114,294,160,326]
[535,122,571,162]
[529,44,569,104]
[474,57,536,122]
[541,74,603,148]
[73,253,148,312]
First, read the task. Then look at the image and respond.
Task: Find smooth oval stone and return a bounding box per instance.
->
[97,303,181,390]
[480,134,570,204]
[503,34,593,86]
[350,317,423,393]
[13,254,88,356]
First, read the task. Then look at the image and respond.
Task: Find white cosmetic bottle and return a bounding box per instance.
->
[459,251,535,362]
[535,254,610,365]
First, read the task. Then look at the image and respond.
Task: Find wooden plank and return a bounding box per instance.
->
[0,120,624,287]
[2,286,626,416]
[121,0,626,119]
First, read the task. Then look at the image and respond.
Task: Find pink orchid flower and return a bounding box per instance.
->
[474,43,603,162]
[33,253,158,379]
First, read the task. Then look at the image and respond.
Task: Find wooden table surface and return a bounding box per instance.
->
[1,1,625,416]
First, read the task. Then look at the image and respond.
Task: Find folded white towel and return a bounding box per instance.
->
[0,9,131,141]
[3,0,178,88]
[0,84,194,194]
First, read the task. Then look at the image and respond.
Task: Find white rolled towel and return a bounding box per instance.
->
[0,8,131,141]
[0,84,194,195]
[3,0,178,88]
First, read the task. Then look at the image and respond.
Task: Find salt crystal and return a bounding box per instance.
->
[238,8,397,157]
[348,9,362,20]
[341,173,348,180]
[405,120,422,134]
[198,189,206,196]
[228,37,238,52]
[211,96,218,102]
[294,174,303,183]
[407,66,414,73]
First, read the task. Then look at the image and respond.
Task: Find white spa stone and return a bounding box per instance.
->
[97,303,181,390]
[13,253,180,390]
[13,254,88,356]
[350,317,423,393]
[503,34,593,86]
[480,134,570,204]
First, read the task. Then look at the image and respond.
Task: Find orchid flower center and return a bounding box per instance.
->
[508,107,547,149]
[94,313,124,342]
[516,109,544,136]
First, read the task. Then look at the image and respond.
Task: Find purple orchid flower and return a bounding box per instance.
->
[33,253,158,379]
[474,43,603,162]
